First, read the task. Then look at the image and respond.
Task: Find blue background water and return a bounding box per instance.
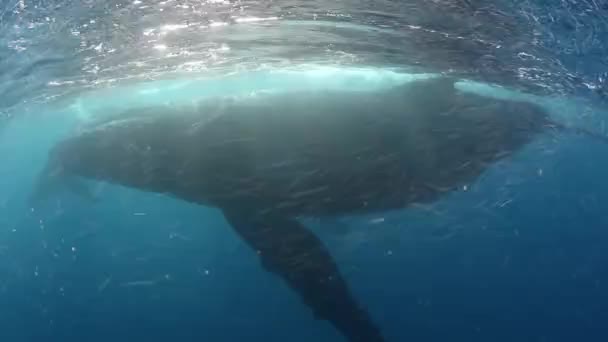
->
[2,1,608,342]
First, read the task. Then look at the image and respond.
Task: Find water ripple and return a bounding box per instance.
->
[0,0,607,115]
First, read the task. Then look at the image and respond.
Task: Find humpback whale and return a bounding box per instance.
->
[31,76,589,342]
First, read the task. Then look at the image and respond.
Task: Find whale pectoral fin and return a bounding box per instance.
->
[221,208,385,342]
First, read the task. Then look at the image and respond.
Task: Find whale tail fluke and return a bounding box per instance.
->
[221,208,386,342]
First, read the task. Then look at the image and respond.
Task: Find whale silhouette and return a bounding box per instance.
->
[31,76,589,342]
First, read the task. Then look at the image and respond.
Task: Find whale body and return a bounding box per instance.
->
[32,77,555,342]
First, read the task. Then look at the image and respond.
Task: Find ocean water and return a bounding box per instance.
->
[1,1,608,342]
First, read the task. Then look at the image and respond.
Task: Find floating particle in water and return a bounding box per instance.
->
[503,255,511,267]
[497,199,512,208]
[98,277,112,293]
[369,217,385,224]
[169,232,191,241]
[120,280,157,287]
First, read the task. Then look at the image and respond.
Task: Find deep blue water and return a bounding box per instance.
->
[2,1,608,342]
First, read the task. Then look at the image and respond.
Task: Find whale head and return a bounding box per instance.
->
[29,109,196,206]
